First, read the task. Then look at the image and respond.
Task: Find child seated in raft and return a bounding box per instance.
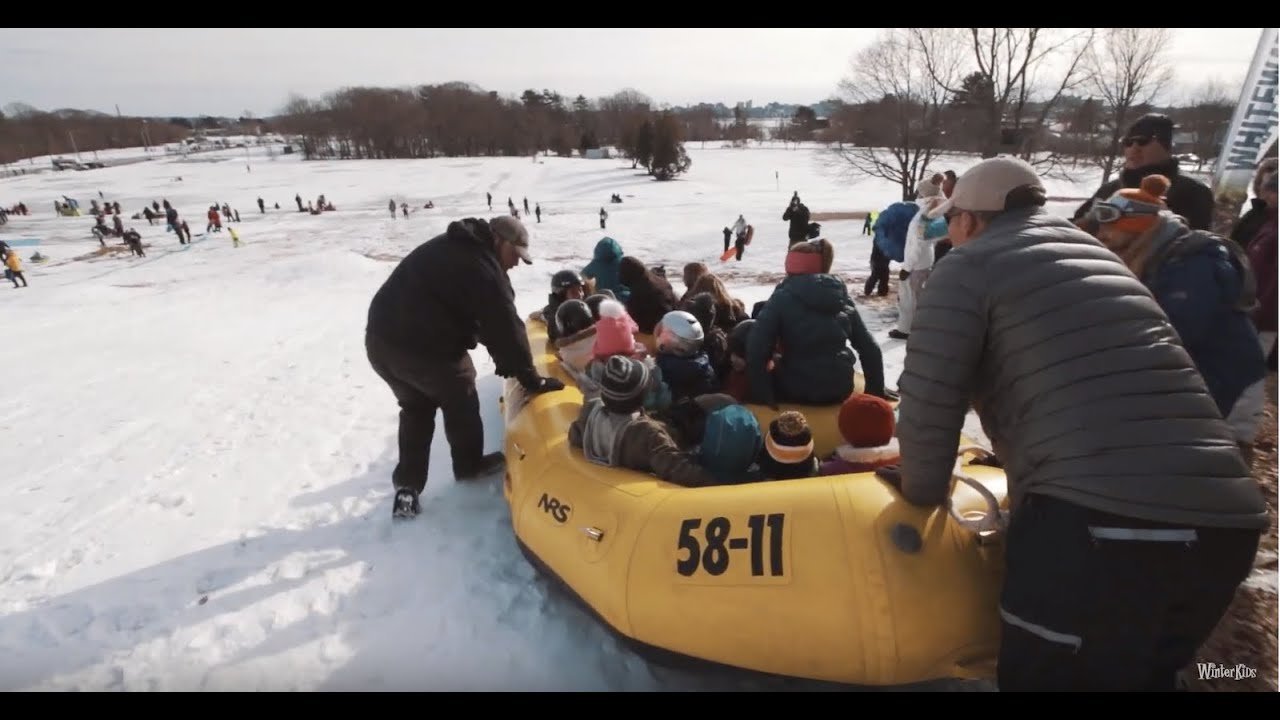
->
[723,320,775,403]
[574,299,672,412]
[748,239,887,406]
[818,394,901,476]
[680,262,709,304]
[654,310,719,402]
[553,299,598,374]
[584,292,614,323]
[697,400,766,485]
[758,411,820,479]
[593,298,647,360]
[618,256,678,334]
[582,237,629,302]
[569,356,716,488]
[682,293,730,383]
[539,270,585,342]
[686,273,750,333]
[660,393,734,449]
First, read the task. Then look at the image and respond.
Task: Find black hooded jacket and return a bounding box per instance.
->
[366,218,536,384]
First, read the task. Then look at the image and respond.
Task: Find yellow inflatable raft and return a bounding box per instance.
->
[500,320,1009,687]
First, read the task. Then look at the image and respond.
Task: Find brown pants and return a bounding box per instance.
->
[366,333,484,493]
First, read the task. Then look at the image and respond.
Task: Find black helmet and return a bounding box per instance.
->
[555,299,594,337]
[551,270,583,293]
[728,319,755,356]
[585,294,611,321]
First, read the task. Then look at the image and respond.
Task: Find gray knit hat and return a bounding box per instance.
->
[599,356,649,412]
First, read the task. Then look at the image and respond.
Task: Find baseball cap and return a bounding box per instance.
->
[489,215,532,265]
[927,156,1044,219]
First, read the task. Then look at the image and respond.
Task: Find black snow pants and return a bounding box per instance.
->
[997,493,1260,691]
[864,244,890,296]
[366,333,485,493]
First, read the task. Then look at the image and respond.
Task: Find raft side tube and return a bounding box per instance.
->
[503,319,1006,686]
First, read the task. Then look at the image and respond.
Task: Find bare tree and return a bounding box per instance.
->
[826,29,955,201]
[1176,78,1237,171]
[913,27,1095,172]
[1085,28,1174,184]
[0,102,191,165]
[598,88,653,148]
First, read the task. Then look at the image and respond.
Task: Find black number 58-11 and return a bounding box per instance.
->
[676,514,785,577]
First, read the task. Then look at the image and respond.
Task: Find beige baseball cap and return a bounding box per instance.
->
[489,215,532,264]
[927,156,1044,219]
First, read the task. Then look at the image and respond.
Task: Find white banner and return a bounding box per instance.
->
[1212,28,1279,212]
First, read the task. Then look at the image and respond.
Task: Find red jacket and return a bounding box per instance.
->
[1247,215,1277,333]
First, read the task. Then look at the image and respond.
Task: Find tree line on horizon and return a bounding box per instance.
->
[0,28,1262,189]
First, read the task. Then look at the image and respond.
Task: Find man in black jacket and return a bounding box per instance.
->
[366,216,564,518]
[782,194,810,245]
[1073,114,1215,231]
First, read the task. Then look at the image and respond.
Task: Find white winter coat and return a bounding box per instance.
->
[902,196,946,273]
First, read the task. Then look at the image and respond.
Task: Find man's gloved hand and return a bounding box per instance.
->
[969,453,1003,468]
[899,269,910,281]
[524,375,565,395]
[874,464,903,492]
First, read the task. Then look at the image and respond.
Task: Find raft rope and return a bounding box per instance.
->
[948,445,1010,534]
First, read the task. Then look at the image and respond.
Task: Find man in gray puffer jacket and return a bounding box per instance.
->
[895,156,1267,692]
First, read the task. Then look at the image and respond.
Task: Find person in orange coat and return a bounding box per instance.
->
[6,250,28,288]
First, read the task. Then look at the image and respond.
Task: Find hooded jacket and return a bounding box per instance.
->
[366,218,537,385]
[582,237,630,301]
[618,257,678,334]
[1136,216,1266,418]
[747,273,884,405]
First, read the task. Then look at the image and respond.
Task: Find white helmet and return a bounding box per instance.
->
[656,310,704,357]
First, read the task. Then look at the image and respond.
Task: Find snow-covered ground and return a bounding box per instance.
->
[0,144,1104,691]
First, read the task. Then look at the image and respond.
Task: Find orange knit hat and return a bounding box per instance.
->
[1097,175,1170,234]
[837,393,896,448]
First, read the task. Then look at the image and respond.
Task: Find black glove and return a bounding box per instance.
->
[969,453,1003,468]
[899,269,910,281]
[524,375,565,395]
[874,464,903,491]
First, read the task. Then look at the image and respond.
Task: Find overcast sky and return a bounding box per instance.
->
[0,28,1266,118]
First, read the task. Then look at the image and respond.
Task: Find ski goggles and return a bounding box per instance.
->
[1087,196,1163,225]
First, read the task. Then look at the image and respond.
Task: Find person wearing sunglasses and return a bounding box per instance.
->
[1072,113,1214,231]
[894,156,1265,691]
[1089,174,1267,460]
